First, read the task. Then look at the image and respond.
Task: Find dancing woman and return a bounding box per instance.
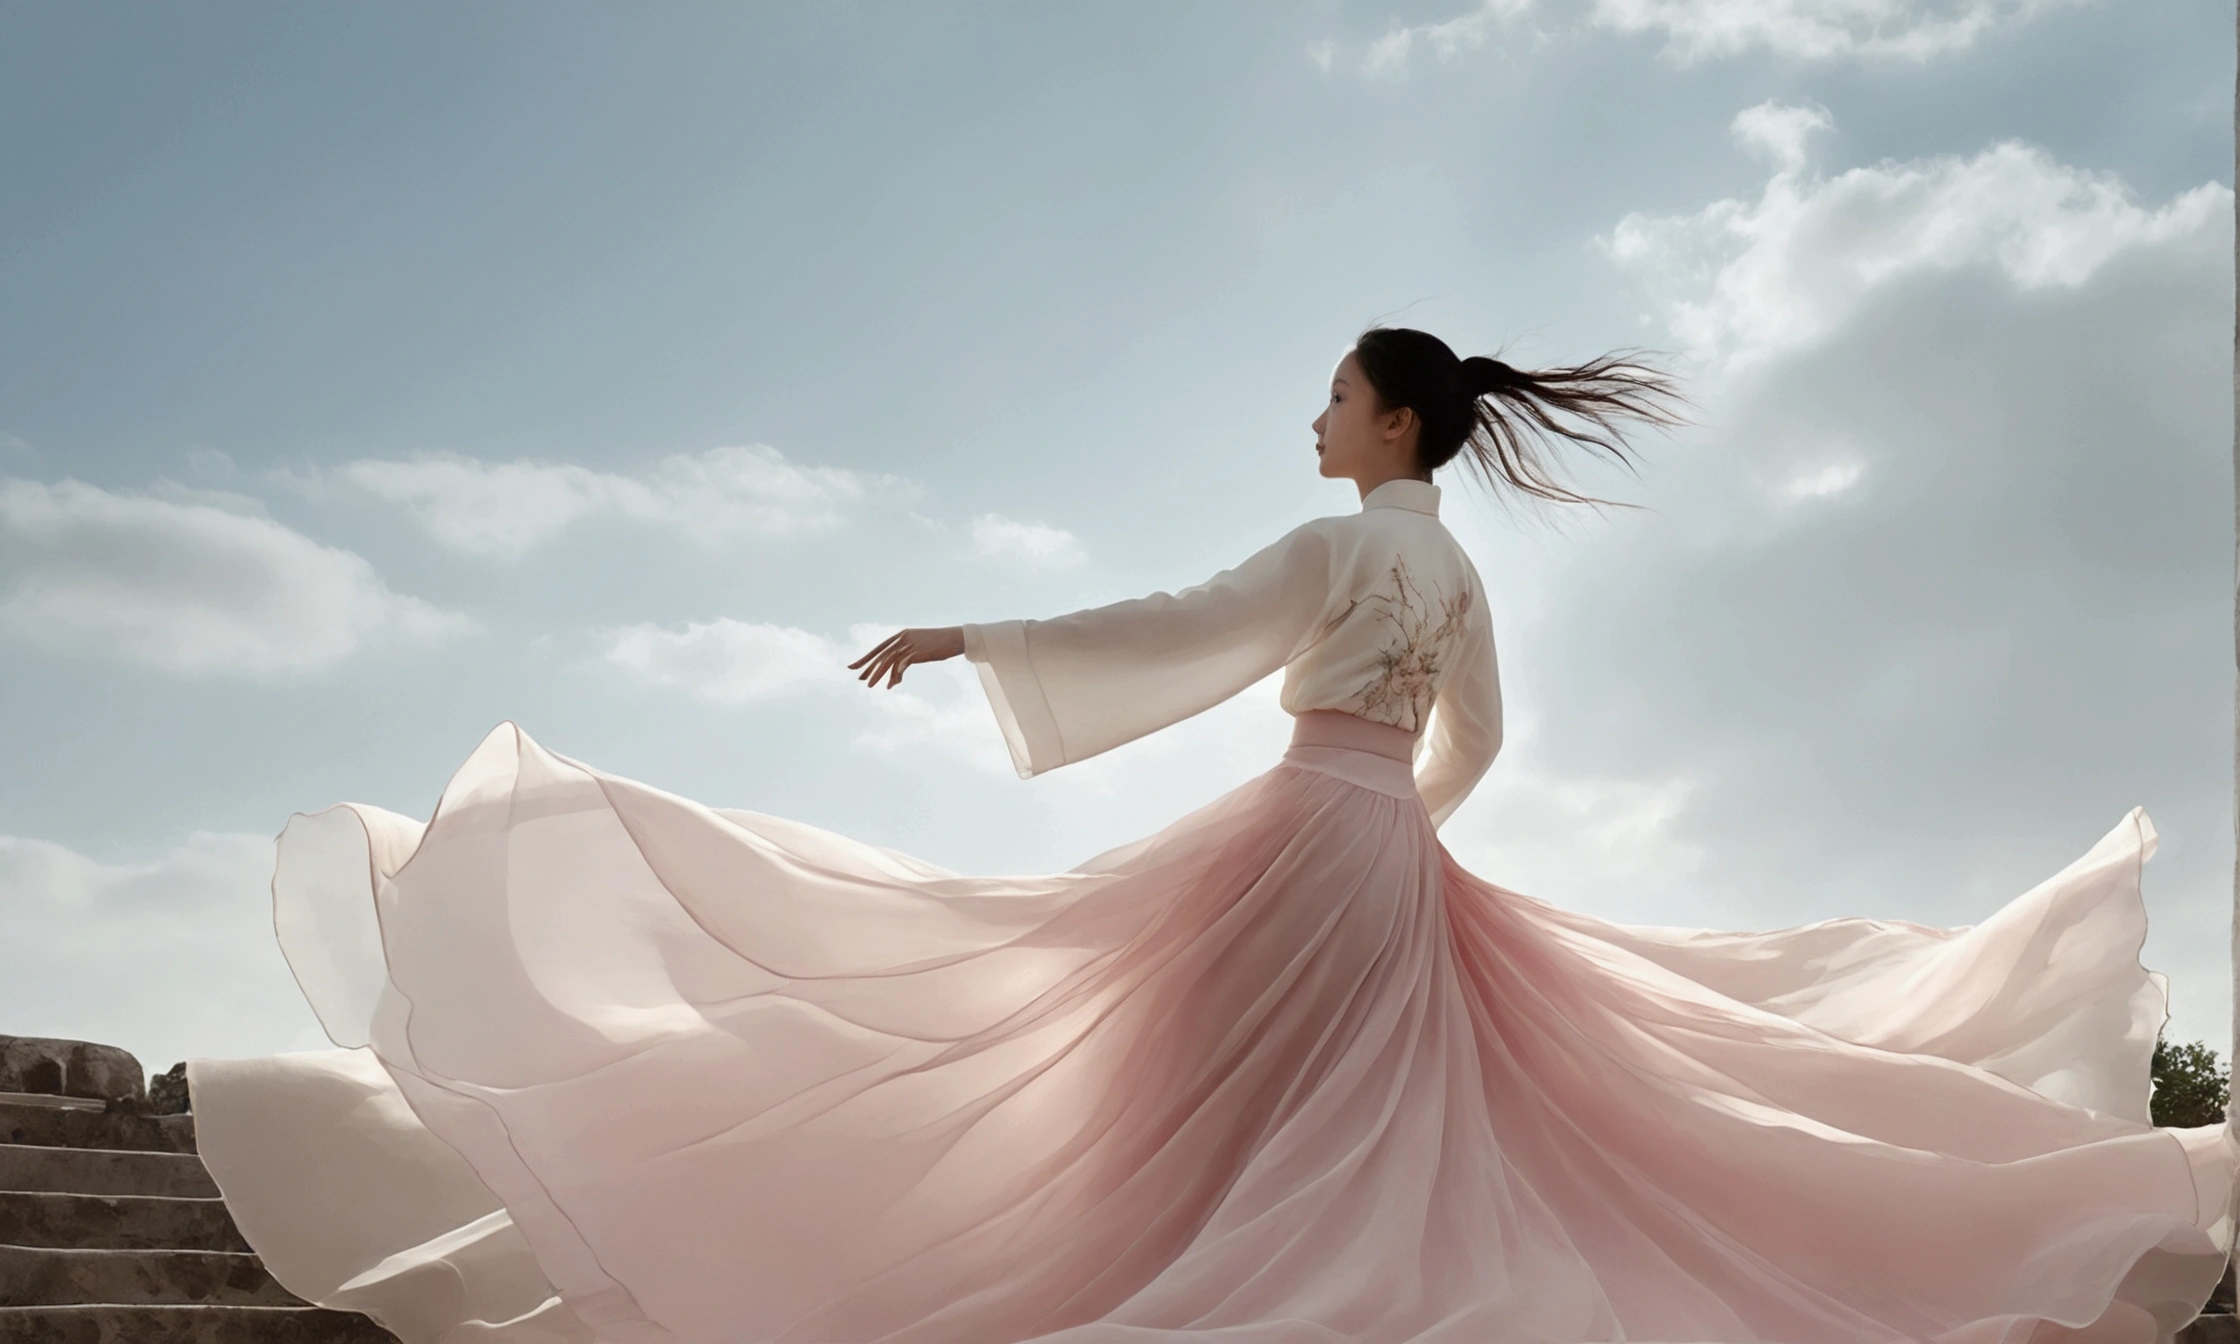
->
[190,327,2234,1344]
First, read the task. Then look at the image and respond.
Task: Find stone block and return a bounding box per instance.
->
[0,1143,217,1198]
[0,1304,398,1343]
[0,1093,197,1154]
[0,1190,247,1252]
[0,1243,302,1307]
[148,1062,189,1115]
[0,1038,144,1105]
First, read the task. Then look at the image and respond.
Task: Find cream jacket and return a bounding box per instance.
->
[962,477,1503,827]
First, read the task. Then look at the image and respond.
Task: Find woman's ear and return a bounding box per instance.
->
[1382,405,1415,443]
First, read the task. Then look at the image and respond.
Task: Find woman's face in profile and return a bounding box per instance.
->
[1313,349,1400,482]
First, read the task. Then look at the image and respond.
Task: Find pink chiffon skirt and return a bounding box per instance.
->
[188,713,2236,1344]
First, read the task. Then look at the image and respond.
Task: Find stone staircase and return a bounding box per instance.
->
[0,1035,396,1343]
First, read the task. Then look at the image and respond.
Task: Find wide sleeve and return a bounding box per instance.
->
[1413,602,1502,828]
[961,521,1337,778]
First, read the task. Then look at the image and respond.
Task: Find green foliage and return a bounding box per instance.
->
[2150,1034,2229,1129]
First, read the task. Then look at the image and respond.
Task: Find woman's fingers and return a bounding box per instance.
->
[851,633,911,681]
[849,628,956,688]
[891,637,932,688]
[848,632,901,671]
[878,642,911,688]
[868,644,913,687]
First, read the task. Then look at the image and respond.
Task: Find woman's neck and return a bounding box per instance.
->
[1352,467,1434,503]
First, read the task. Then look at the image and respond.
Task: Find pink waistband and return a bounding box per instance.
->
[1287,710,1417,762]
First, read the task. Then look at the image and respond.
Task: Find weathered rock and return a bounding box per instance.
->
[148,1061,189,1116]
[0,1190,247,1253]
[0,1032,399,1342]
[0,1093,196,1154]
[0,1243,301,1308]
[0,1143,217,1198]
[0,1038,144,1104]
[0,1304,397,1343]
[2182,1315,2240,1344]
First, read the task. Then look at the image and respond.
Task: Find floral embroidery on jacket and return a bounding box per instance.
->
[1348,558,1474,732]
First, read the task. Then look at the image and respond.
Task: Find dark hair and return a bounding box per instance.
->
[1350,326,1691,509]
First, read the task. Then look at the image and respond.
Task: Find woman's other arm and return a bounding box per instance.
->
[1414,607,1502,828]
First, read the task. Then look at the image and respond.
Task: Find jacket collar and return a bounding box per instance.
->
[1360,478,1441,517]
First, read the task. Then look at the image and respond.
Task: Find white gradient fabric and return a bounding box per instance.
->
[189,714,2233,1342]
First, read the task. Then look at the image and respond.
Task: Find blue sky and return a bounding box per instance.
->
[2,0,2233,1074]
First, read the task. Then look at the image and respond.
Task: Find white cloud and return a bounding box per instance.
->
[1491,118,2234,1042]
[601,618,854,704]
[1589,0,2092,63]
[0,830,329,1070]
[1602,102,2232,369]
[1362,0,1534,76]
[335,444,906,559]
[970,514,1087,570]
[830,621,1017,773]
[1452,757,1711,920]
[1343,0,2083,75]
[846,656,1019,775]
[0,478,468,676]
[1730,98,1833,172]
[1306,39,1336,71]
[1780,460,1864,501]
[183,447,235,476]
[600,617,1018,773]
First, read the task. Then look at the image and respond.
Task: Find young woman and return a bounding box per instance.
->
[190,327,2233,1344]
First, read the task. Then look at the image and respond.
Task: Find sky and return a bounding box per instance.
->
[0,0,2233,1080]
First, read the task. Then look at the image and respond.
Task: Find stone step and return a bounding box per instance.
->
[0,1243,301,1307]
[0,1190,247,1252]
[2184,1314,2240,1344]
[0,1144,217,1198]
[0,1093,196,1154]
[0,1093,105,1110]
[0,1304,398,1343]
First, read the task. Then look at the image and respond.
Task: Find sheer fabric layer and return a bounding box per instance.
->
[190,723,2235,1344]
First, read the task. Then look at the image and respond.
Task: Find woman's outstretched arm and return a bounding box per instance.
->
[854,522,1338,779]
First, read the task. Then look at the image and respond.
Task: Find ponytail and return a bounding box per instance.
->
[1352,327,1692,509]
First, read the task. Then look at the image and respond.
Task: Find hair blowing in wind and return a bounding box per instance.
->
[1351,325,1694,509]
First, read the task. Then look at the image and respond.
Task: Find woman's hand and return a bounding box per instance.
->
[849,626,966,689]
